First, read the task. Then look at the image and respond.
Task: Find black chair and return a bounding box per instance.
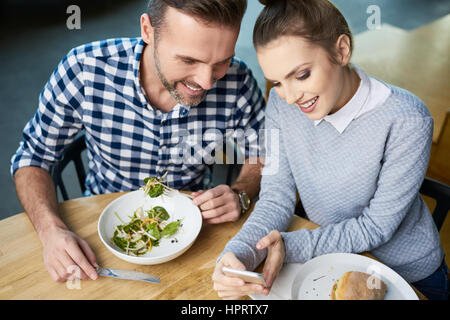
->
[51,135,87,201]
[294,177,450,231]
[420,177,450,232]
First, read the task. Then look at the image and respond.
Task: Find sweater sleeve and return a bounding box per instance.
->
[217,90,298,270]
[281,112,433,263]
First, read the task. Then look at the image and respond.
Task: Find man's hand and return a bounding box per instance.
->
[192,185,241,224]
[14,166,99,283]
[39,225,99,282]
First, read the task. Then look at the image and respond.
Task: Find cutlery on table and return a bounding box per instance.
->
[96,267,160,284]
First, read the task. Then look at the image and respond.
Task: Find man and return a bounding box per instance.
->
[11,0,265,282]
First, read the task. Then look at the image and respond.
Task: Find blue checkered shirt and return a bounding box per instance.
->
[10,38,265,194]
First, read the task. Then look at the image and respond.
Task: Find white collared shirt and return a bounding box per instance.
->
[314,65,391,133]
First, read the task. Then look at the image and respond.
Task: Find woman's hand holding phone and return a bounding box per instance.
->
[212,252,269,300]
[256,230,286,290]
[212,230,285,300]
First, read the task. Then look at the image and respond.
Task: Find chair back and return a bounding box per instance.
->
[420,177,450,232]
[293,177,450,231]
[51,135,87,201]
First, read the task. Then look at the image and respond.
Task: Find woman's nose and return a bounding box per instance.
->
[285,86,302,105]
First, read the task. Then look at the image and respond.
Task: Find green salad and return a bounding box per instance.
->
[112,205,182,256]
[142,173,168,198]
[111,174,182,256]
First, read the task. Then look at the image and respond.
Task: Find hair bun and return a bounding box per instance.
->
[258,0,279,6]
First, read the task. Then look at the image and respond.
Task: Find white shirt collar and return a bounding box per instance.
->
[314,65,371,133]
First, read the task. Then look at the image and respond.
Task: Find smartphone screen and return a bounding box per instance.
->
[222,266,267,287]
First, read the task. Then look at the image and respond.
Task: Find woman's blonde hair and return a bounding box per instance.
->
[253,0,353,64]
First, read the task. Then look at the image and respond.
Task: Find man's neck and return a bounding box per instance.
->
[139,44,178,113]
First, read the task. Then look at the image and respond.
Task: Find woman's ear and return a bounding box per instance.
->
[335,34,352,66]
[140,13,154,46]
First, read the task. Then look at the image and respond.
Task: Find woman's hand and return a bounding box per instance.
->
[212,252,269,300]
[256,230,286,290]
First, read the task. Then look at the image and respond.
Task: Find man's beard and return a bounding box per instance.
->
[153,48,207,107]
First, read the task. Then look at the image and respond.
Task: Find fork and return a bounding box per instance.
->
[161,184,195,200]
[145,171,195,200]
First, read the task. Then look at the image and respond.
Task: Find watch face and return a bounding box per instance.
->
[240,191,250,210]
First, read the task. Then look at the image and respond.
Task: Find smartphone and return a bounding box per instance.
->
[222,266,267,287]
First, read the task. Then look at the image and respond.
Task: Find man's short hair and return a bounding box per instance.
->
[147,0,247,34]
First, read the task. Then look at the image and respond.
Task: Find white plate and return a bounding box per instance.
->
[98,189,202,265]
[291,253,418,300]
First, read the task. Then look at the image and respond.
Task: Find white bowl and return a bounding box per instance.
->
[98,189,202,265]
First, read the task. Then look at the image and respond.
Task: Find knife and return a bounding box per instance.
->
[96,267,161,284]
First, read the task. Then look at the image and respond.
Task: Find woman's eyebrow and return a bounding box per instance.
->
[265,62,311,83]
[284,62,311,79]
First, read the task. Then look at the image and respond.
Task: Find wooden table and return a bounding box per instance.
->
[0,192,425,300]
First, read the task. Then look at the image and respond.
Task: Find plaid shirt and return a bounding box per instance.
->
[10,38,265,194]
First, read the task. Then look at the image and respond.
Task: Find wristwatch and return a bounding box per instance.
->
[234,190,251,214]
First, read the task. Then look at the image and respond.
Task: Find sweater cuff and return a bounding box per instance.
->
[280,230,310,264]
[217,240,267,271]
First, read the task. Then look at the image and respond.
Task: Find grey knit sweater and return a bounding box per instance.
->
[220,84,444,283]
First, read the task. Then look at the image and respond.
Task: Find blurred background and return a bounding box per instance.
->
[1,0,449,220]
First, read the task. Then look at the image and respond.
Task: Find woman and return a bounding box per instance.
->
[212,0,447,300]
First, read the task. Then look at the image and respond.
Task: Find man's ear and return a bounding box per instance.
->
[140,13,154,46]
[335,34,352,66]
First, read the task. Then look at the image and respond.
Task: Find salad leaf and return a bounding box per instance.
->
[111,202,180,256]
[145,222,161,240]
[148,184,164,198]
[143,176,165,198]
[113,233,128,250]
[122,219,140,233]
[161,220,182,238]
[146,206,170,221]
[153,206,170,221]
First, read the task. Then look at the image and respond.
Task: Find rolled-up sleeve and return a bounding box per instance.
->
[10,48,85,176]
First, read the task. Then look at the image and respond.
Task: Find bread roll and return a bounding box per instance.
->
[331,271,387,300]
